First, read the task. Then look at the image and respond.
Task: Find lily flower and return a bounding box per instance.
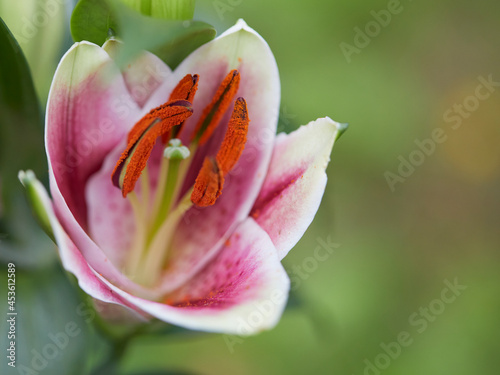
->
[32,20,345,334]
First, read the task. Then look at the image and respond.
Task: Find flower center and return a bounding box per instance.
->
[110,71,249,287]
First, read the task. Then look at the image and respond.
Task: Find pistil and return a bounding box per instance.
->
[149,139,190,242]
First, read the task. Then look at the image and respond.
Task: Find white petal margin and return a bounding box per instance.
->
[102,39,172,108]
[19,171,148,323]
[251,117,344,260]
[95,218,290,335]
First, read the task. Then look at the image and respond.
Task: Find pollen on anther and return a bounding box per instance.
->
[216,97,249,175]
[112,100,193,197]
[190,97,250,208]
[191,69,240,145]
[191,158,224,207]
[170,74,199,103]
[167,74,199,141]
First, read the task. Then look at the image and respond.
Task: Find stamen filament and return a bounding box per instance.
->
[170,143,195,207]
[149,158,181,241]
[150,157,169,224]
[136,190,193,286]
[124,191,147,278]
[140,165,150,211]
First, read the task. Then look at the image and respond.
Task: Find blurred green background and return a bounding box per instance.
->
[140,1,498,374]
[2,0,500,374]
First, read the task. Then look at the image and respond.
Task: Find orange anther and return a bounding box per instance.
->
[112,100,193,197]
[191,70,240,145]
[216,97,249,175]
[166,74,199,142]
[190,97,249,207]
[191,158,224,207]
[169,74,199,103]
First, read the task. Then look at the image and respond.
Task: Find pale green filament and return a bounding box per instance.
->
[124,191,147,278]
[150,157,169,224]
[170,144,195,207]
[149,158,180,242]
[135,191,193,287]
[141,165,150,213]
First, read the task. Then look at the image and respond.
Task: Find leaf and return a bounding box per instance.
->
[0,17,45,212]
[70,0,119,47]
[111,1,216,68]
[70,0,216,69]
[120,0,195,20]
[18,170,55,243]
[0,18,56,268]
[0,264,93,375]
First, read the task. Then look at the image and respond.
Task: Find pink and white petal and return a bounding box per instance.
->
[251,117,345,259]
[46,40,141,228]
[49,172,159,300]
[103,39,172,108]
[46,41,153,294]
[149,19,281,294]
[84,142,135,270]
[24,172,148,323]
[97,218,290,334]
[93,299,147,324]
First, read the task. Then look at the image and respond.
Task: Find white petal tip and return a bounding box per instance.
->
[220,18,259,39]
[235,18,249,28]
[319,117,348,140]
[102,38,123,50]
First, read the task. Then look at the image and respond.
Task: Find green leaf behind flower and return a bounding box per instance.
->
[71,0,216,69]
[0,18,44,202]
[70,0,119,47]
[121,0,195,20]
[0,18,56,267]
